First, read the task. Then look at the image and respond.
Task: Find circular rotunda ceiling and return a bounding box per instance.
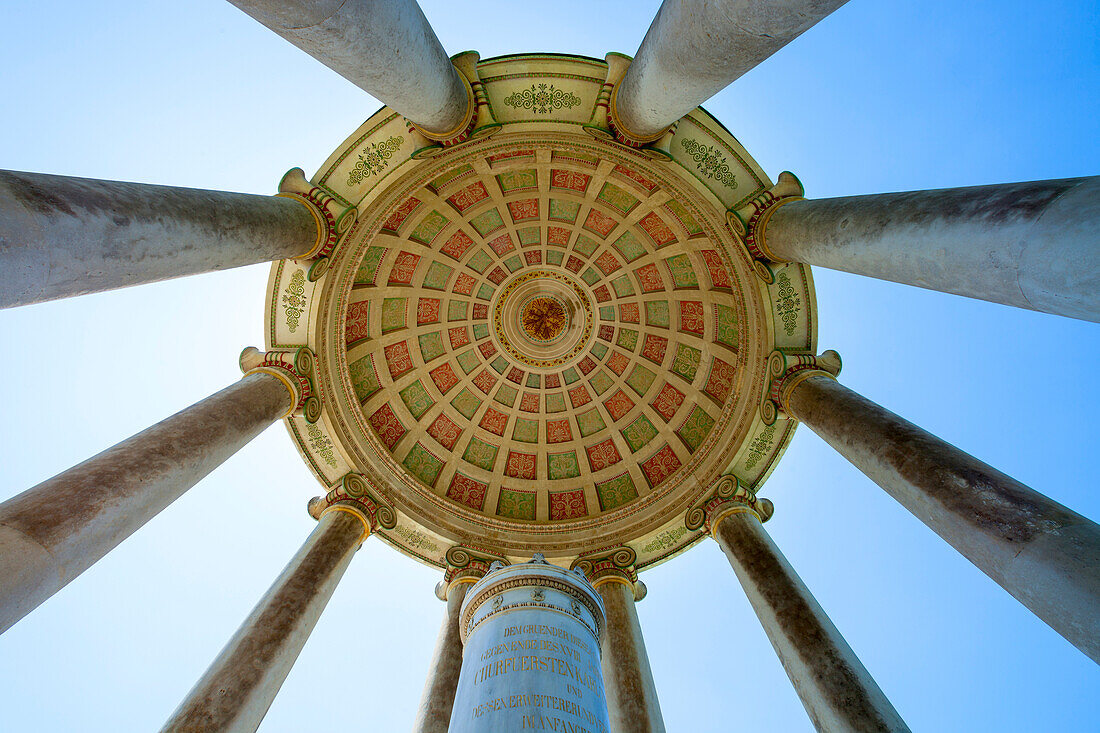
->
[264,54,819,569]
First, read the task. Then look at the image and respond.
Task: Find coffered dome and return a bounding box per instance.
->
[265,54,818,568]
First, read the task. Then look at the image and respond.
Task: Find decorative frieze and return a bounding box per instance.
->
[760,349,842,425]
[726,171,805,283]
[308,472,397,536]
[685,474,774,534]
[277,167,358,281]
[239,346,321,423]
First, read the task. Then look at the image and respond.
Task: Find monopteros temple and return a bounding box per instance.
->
[1,1,1097,731]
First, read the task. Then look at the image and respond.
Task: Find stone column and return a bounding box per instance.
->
[0,168,329,308]
[413,547,503,733]
[776,367,1100,663]
[574,549,665,733]
[226,0,472,139]
[160,501,370,733]
[449,555,610,733]
[757,175,1100,323]
[0,347,314,634]
[612,0,849,143]
[698,478,910,732]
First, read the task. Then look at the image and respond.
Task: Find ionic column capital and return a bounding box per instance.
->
[726,171,805,283]
[276,168,357,280]
[571,547,647,601]
[761,349,842,425]
[239,346,321,422]
[686,475,774,536]
[435,545,509,599]
[307,473,396,538]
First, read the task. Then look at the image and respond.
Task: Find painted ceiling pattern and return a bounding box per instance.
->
[340,145,749,524]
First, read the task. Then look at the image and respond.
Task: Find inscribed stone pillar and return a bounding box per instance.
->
[0,368,296,634]
[758,175,1100,323]
[448,556,610,733]
[780,370,1100,663]
[160,505,369,733]
[574,549,665,733]
[702,482,910,732]
[0,169,325,308]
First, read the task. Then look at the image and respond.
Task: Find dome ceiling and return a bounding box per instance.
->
[264,54,818,568]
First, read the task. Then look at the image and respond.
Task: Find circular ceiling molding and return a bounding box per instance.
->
[264,54,819,569]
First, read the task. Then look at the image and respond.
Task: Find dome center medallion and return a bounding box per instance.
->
[520,295,569,343]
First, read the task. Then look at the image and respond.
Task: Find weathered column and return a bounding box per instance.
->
[612,0,849,143]
[448,555,610,733]
[693,477,910,732]
[770,361,1100,663]
[751,174,1100,323]
[0,346,319,634]
[226,0,473,139]
[160,479,385,733]
[573,549,665,733]
[413,547,503,733]
[0,168,337,308]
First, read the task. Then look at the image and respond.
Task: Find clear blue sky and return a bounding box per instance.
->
[1,1,1098,730]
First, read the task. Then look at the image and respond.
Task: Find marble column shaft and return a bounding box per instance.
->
[764,176,1100,323]
[714,509,910,732]
[614,0,849,140]
[226,0,469,136]
[0,169,319,308]
[786,373,1100,663]
[0,372,292,634]
[161,508,367,733]
[413,579,473,733]
[595,580,666,733]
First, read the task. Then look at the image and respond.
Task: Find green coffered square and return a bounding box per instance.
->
[494,383,518,407]
[450,387,482,419]
[715,304,738,348]
[497,488,536,521]
[463,436,499,471]
[625,364,657,396]
[670,343,702,382]
[455,349,480,374]
[665,253,699,289]
[621,415,658,453]
[545,393,567,413]
[466,249,493,273]
[447,299,468,321]
[513,418,539,443]
[547,451,581,479]
[677,405,716,452]
[400,380,435,419]
[422,260,454,290]
[576,407,607,437]
[617,328,638,351]
[348,355,381,401]
[380,297,406,333]
[595,473,638,511]
[402,442,444,487]
[644,300,670,328]
[418,331,446,363]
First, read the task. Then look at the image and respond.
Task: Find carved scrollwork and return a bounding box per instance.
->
[239,345,321,422]
[761,349,842,425]
[277,167,358,281]
[308,472,397,533]
[685,474,774,535]
[726,171,805,284]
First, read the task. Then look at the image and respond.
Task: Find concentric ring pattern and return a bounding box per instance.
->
[339,142,750,526]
